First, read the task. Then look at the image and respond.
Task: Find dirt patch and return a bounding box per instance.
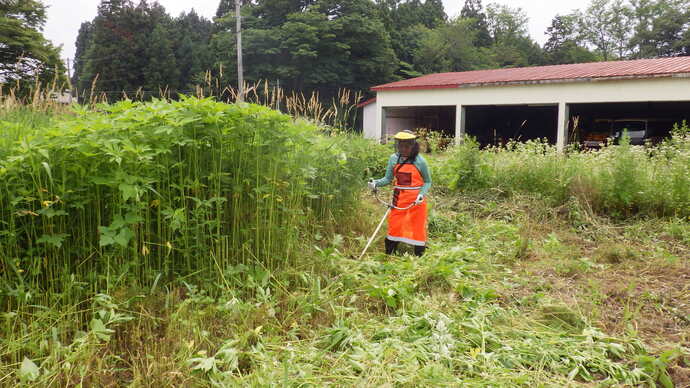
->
[669,364,690,388]
[593,264,690,345]
[517,261,689,342]
[507,259,690,385]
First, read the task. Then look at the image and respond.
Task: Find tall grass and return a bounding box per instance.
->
[2,70,364,133]
[0,97,385,313]
[65,76,364,131]
[439,123,690,218]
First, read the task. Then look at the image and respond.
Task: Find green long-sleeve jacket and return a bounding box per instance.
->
[374,153,432,196]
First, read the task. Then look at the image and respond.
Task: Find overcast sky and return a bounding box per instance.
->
[44,0,587,66]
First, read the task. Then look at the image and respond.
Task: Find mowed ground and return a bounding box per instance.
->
[428,188,690,386]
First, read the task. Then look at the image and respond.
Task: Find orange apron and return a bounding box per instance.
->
[387,160,427,246]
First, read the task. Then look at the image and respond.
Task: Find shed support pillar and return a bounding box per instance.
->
[557,102,570,153]
[376,105,388,143]
[455,104,466,144]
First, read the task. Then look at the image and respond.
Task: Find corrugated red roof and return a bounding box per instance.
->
[372,57,690,91]
[356,97,376,108]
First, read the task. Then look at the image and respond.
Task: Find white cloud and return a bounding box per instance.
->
[444,0,587,44]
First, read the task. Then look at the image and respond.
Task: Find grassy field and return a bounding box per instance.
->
[0,100,688,386]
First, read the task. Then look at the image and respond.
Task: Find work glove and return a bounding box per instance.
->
[368,179,377,191]
[414,194,424,205]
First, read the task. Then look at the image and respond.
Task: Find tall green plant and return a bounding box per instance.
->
[441,127,690,218]
[0,97,376,313]
[447,136,488,191]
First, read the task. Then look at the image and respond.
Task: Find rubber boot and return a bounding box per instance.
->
[384,238,399,255]
[414,245,426,257]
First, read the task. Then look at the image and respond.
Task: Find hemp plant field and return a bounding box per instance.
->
[0,99,688,386]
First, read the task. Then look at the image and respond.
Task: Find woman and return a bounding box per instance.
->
[368,130,432,256]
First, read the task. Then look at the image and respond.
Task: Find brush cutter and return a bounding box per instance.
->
[357,188,416,260]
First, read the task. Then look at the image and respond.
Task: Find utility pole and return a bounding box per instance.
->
[235,0,244,102]
[276,79,280,111]
[66,58,75,101]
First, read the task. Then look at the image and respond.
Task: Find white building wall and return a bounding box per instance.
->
[50,91,74,104]
[384,107,416,138]
[364,106,418,141]
[362,102,378,139]
[376,77,690,108]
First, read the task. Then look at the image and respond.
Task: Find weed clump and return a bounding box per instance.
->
[441,125,690,219]
[0,97,384,330]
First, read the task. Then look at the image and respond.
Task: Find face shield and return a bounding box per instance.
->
[392,131,419,157]
[395,138,416,156]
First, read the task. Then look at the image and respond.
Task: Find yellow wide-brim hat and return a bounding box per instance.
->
[393,131,417,140]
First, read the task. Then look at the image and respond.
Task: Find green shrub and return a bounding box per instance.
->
[0,108,54,158]
[491,139,573,203]
[446,136,488,191]
[441,124,690,218]
[0,97,379,309]
[599,134,645,216]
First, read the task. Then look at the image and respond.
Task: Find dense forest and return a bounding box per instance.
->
[3,0,690,98]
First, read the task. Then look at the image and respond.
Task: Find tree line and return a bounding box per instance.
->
[0,0,65,92]
[2,0,689,99]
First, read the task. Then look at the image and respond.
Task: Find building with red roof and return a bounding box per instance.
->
[361,57,690,150]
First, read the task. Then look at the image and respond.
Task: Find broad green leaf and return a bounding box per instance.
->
[98,226,116,247]
[41,161,53,183]
[110,215,126,229]
[90,176,113,185]
[114,227,134,247]
[119,183,139,202]
[659,373,674,388]
[123,212,143,224]
[37,148,49,160]
[18,357,40,381]
[36,233,69,248]
[37,207,68,218]
[188,356,216,373]
[90,318,114,341]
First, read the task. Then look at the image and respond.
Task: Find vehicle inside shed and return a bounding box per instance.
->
[570,101,690,147]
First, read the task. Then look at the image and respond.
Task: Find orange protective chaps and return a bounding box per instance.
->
[387,161,427,247]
